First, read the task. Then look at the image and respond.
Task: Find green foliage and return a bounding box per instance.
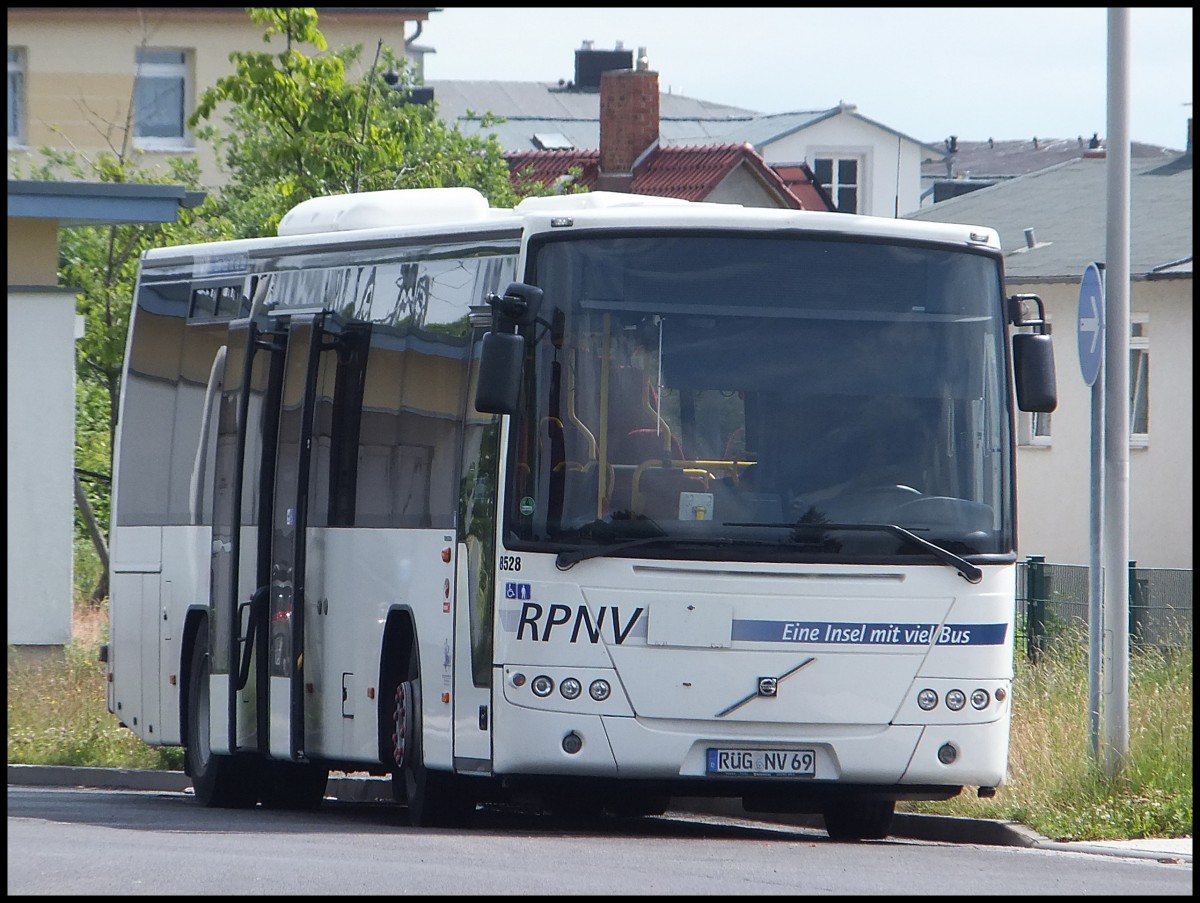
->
[191,7,523,238]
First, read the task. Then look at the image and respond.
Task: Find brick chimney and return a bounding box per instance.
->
[597,67,659,192]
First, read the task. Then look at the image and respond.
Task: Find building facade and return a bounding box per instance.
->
[8,7,434,187]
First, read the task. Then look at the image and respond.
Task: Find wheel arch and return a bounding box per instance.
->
[178,607,208,752]
[377,605,419,766]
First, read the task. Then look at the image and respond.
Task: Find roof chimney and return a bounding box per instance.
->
[597,67,659,192]
[574,42,635,90]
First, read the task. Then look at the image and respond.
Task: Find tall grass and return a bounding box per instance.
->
[8,552,1191,840]
[903,622,1192,841]
[7,542,183,772]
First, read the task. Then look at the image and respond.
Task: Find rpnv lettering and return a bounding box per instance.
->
[515,602,644,644]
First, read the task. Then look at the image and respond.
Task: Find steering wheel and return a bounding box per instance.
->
[822,483,922,520]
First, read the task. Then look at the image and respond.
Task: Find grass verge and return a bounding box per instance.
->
[901,624,1191,841]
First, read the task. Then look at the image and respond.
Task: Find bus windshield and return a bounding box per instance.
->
[504,231,1013,564]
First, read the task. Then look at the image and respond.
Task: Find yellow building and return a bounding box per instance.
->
[8,7,437,187]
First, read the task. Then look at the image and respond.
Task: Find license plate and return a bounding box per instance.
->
[706,747,816,777]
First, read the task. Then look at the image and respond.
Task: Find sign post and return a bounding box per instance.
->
[1078,262,1105,761]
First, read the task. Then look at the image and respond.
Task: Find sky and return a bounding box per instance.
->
[419,7,1193,150]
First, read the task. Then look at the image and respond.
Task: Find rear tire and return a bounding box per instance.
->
[390,674,474,827]
[822,797,895,841]
[184,626,259,808]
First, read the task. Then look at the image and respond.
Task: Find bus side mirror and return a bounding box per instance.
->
[1013,332,1057,413]
[473,283,544,415]
[475,331,525,414]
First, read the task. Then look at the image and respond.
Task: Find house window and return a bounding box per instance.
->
[813,156,860,213]
[134,48,190,149]
[1129,316,1149,446]
[8,47,25,146]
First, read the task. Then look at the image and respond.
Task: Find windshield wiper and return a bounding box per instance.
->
[727,520,983,584]
[557,534,681,568]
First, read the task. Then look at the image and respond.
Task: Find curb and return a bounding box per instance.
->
[673,796,1034,848]
[8,765,1189,862]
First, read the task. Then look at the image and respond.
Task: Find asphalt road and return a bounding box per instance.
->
[6,764,1191,863]
[8,782,1193,896]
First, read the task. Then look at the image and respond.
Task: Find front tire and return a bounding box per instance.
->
[390,675,474,827]
[822,797,895,841]
[184,626,259,808]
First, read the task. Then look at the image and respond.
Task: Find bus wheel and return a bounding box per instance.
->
[184,627,258,808]
[390,676,473,827]
[822,798,895,841]
[259,760,329,810]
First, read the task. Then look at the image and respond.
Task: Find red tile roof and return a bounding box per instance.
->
[507,144,832,211]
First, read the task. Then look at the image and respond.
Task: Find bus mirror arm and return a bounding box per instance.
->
[235,585,270,692]
[487,282,543,330]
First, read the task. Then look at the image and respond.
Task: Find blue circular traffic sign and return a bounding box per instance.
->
[1077,263,1104,386]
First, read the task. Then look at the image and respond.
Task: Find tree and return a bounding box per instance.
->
[190,7,523,238]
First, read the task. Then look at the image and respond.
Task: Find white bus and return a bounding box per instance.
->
[104,186,1056,839]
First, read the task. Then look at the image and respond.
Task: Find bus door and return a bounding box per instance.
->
[210,311,340,763]
[264,312,339,762]
[208,317,277,758]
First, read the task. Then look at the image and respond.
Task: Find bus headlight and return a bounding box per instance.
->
[970,689,990,710]
[531,675,554,697]
[945,689,966,711]
[560,678,582,700]
[917,689,938,711]
[588,679,611,701]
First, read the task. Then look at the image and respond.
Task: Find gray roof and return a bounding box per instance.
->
[922,136,1182,181]
[8,179,206,226]
[906,154,1193,282]
[425,81,943,156]
[427,79,759,151]
[711,106,943,159]
[426,79,756,121]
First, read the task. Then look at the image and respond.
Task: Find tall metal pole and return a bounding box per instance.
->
[1088,326,1104,761]
[1102,7,1131,776]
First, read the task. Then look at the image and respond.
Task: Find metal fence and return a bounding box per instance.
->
[1015,557,1193,660]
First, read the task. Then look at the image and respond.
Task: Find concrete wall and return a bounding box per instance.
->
[706,165,791,208]
[7,218,59,284]
[1013,277,1192,569]
[7,285,79,646]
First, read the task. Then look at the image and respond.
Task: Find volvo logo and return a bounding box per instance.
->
[716,657,816,718]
